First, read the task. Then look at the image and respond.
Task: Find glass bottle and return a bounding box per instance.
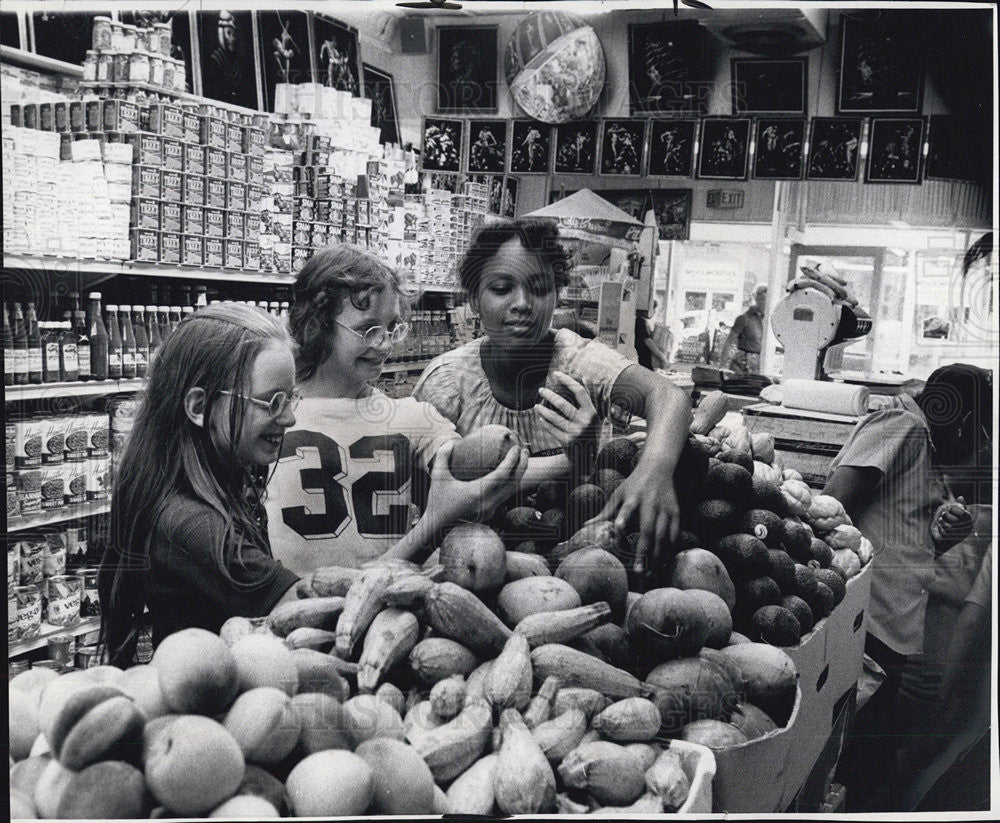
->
[106,304,123,380]
[59,318,79,382]
[180,285,192,308]
[169,306,182,333]
[88,293,108,381]
[146,305,161,360]
[133,306,149,378]
[268,301,280,316]
[74,310,91,382]
[195,286,208,309]
[42,322,62,382]
[3,303,13,386]
[11,303,29,385]
[26,302,43,384]
[279,301,289,320]
[120,305,137,380]
[158,306,172,344]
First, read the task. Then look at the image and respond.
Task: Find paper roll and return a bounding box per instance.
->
[781,379,870,416]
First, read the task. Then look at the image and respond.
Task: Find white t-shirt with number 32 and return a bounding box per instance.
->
[266,391,459,575]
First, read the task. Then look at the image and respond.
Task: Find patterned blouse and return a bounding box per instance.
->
[412,329,635,455]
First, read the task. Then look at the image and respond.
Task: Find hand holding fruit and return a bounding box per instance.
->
[536,372,599,451]
[930,497,974,546]
[427,439,529,525]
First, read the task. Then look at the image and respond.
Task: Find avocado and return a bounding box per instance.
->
[591,468,625,499]
[501,506,544,539]
[751,605,802,646]
[813,568,846,606]
[690,499,739,543]
[535,480,569,512]
[808,538,835,569]
[792,563,820,600]
[780,594,815,634]
[738,509,786,549]
[781,519,814,562]
[713,534,771,578]
[765,549,797,593]
[512,540,539,555]
[751,477,789,517]
[566,483,608,533]
[705,462,753,507]
[595,438,640,476]
[718,447,754,475]
[735,576,782,620]
[675,530,703,552]
[808,581,836,619]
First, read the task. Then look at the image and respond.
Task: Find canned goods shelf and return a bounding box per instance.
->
[2,256,297,286]
[8,501,111,534]
[8,616,101,658]
[5,379,146,403]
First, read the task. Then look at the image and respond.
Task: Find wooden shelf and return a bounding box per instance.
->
[5,379,145,403]
[9,617,101,658]
[8,501,111,534]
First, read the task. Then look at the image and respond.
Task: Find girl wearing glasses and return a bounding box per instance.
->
[413,218,693,574]
[266,245,527,574]
[99,304,302,666]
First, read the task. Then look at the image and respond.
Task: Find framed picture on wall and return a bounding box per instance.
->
[468,174,503,214]
[31,10,111,67]
[598,119,647,176]
[731,58,807,115]
[421,117,463,172]
[627,20,706,115]
[649,189,693,241]
[313,14,361,95]
[553,121,597,175]
[697,118,751,180]
[837,13,924,114]
[467,120,507,174]
[647,119,697,177]
[925,115,976,181]
[256,10,310,112]
[502,177,518,218]
[806,117,864,180]
[865,117,925,183]
[753,118,806,179]
[427,173,462,194]
[363,64,400,146]
[197,10,258,109]
[437,26,498,112]
[509,120,551,174]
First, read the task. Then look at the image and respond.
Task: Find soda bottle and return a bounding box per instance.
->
[26,302,43,384]
[133,306,149,378]
[106,304,123,380]
[11,303,28,385]
[88,292,109,381]
[120,305,137,379]
[74,310,91,382]
[169,306,182,333]
[146,304,161,361]
[158,306,172,344]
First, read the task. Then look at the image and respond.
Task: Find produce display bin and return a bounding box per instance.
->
[672,739,717,814]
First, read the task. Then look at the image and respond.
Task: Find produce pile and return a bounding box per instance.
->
[8,401,873,818]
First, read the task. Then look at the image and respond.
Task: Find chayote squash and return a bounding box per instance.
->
[824,524,863,553]
[804,494,849,533]
[780,479,812,518]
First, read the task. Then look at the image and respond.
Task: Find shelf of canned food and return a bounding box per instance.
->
[8,616,102,657]
[8,501,112,534]
[2,256,298,286]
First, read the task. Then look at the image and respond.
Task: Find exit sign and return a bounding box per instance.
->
[707,189,744,209]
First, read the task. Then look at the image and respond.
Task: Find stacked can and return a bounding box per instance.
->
[86,16,184,94]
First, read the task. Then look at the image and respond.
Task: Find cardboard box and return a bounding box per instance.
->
[145,104,184,139]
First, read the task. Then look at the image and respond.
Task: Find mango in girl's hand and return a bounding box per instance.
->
[151,628,239,715]
[449,425,522,481]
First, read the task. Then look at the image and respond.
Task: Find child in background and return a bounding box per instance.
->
[99,304,301,667]
[267,245,526,575]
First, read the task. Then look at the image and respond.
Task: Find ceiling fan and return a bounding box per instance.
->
[396,0,463,10]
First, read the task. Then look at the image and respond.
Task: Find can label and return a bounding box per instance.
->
[226,210,245,240]
[225,240,244,270]
[132,198,160,230]
[183,174,205,206]
[103,100,140,134]
[227,181,247,210]
[204,237,224,267]
[43,533,67,576]
[203,117,227,149]
[85,414,110,458]
[161,170,182,202]
[45,577,81,626]
[132,165,162,199]
[226,124,243,153]
[16,471,42,515]
[244,127,266,155]
[162,138,184,172]
[40,418,66,465]
[182,112,201,143]
[6,422,16,472]
[78,570,100,618]
[228,151,247,182]
[131,229,160,262]
[16,586,42,639]
[182,205,204,235]
[65,419,89,461]
[160,232,181,264]
[8,595,18,643]
[48,635,76,665]
[148,104,184,139]
[206,148,226,178]
[183,143,205,175]
[204,208,225,238]
[39,466,66,510]
[63,461,87,505]
[8,544,20,589]
[14,418,43,469]
[65,527,88,567]
[181,234,204,266]
[86,457,111,501]
[130,133,162,166]
[206,177,226,209]
[161,201,182,233]
[17,537,45,584]
[244,241,261,271]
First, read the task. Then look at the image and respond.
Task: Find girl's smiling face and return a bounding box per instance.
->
[473,237,557,349]
[211,340,297,466]
[323,288,403,394]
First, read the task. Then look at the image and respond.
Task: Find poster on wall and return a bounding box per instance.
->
[752,118,805,179]
[731,58,807,116]
[837,13,924,115]
[502,177,518,218]
[647,120,697,177]
[649,189,693,241]
[553,121,597,175]
[865,117,925,183]
[427,173,461,194]
[256,11,310,112]
[313,14,361,95]
[806,117,864,181]
[468,174,504,214]
[925,115,976,182]
[467,120,507,174]
[437,26,498,112]
[421,117,463,172]
[363,64,400,146]
[627,21,706,115]
[599,119,647,176]
[509,120,551,174]
[31,11,110,67]
[697,118,751,180]
[197,10,258,109]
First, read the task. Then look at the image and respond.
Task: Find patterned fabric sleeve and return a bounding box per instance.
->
[551,330,636,419]
[830,408,924,477]
[412,355,464,426]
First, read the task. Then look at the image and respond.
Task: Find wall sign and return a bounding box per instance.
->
[706,189,744,209]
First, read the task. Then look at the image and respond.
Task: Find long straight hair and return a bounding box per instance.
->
[98,304,293,667]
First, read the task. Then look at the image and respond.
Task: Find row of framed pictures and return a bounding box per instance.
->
[422,115,975,184]
[8,9,400,145]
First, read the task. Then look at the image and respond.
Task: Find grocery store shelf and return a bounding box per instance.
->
[2,256,296,286]
[8,501,111,534]
[1,45,84,78]
[9,617,101,658]
[5,379,145,402]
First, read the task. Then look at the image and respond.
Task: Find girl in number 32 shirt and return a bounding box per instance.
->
[266,245,528,575]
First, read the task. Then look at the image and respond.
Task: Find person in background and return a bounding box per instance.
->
[267,245,526,575]
[634,300,670,371]
[720,284,767,375]
[824,362,991,811]
[414,218,693,573]
[98,304,301,667]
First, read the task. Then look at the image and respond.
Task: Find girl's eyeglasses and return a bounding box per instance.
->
[335,318,410,348]
[220,389,302,418]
